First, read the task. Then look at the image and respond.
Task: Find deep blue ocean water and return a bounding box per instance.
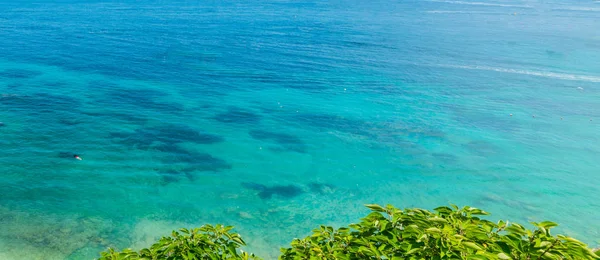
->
[1,0,599,259]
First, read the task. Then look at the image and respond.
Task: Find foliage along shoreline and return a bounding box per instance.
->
[99,204,600,259]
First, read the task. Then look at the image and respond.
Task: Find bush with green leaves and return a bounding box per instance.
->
[280,204,599,259]
[99,224,258,260]
[99,204,599,260]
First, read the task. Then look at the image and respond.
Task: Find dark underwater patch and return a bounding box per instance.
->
[374,120,447,144]
[154,153,220,183]
[6,83,23,89]
[431,153,458,164]
[214,107,261,125]
[307,182,336,194]
[109,124,224,150]
[292,113,374,137]
[111,124,230,176]
[463,140,501,157]
[100,87,184,114]
[160,174,182,185]
[249,129,307,153]
[404,126,446,140]
[58,118,85,126]
[0,69,42,79]
[241,182,304,199]
[145,125,224,144]
[37,93,82,113]
[58,152,76,159]
[0,93,82,115]
[43,81,66,88]
[185,153,231,172]
[162,152,231,172]
[84,111,148,124]
[153,144,231,174]
[153,143,191,154]
[156,168,197,184]
[545,50,563,58]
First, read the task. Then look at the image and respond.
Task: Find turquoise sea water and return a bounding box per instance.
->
[1,0,599,259]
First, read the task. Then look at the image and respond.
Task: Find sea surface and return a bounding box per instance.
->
[1,0,599,259]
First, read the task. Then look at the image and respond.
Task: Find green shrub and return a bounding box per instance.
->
[99,205,600,260]
[280,204,599,259]
[99,224,258,260]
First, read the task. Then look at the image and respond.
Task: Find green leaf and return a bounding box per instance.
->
[537,221,558,230]
[562,236,584,244]
[497,253,511,259]
[428,216,448,223]
[505,224,527,236]
[365,204,386,212]
[232,236,245,246]
[463,242,483,251]
[466,207,489,215]
[434,206,454,215]
[426,227,441,233]
[537,241,552,248]
[542,251,560,260]
[406,248,420,255]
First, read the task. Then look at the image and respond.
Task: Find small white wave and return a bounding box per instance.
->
[552,7,600,12]
[426,0,532,8]
[425,10,505,14]
[437,64,600,83]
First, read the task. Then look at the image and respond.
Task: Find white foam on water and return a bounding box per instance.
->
[424,10,507,14]
[552,7,600,12]
[425,0,533,8]
[435,64,600,83]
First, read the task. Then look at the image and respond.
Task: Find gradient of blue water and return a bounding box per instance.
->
[1,1,599,259]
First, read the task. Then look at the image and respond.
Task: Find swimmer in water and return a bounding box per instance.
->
[74,154,82,160]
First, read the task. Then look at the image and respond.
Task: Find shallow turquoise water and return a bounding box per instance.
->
[0,0,599,259]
